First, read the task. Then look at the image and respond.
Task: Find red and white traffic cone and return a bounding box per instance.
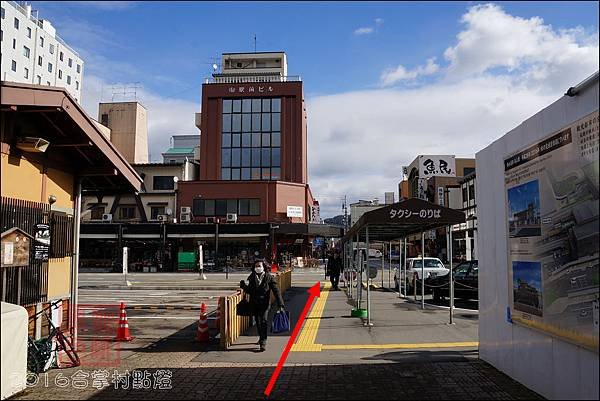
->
[115,302,133,341]
[196,303,209,343]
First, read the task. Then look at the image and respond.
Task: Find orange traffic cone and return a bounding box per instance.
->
[115,302,133,341]
[196,303,209,343]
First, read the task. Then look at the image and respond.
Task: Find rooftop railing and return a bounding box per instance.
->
[204,75,301,84]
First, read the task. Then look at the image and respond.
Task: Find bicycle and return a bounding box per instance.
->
[27,301,80,376]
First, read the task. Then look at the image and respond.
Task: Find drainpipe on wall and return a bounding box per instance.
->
[69,177,82,350]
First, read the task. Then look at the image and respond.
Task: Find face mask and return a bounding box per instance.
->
[255,265,264,274]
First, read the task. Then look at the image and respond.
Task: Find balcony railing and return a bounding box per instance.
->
[204,75,301,84]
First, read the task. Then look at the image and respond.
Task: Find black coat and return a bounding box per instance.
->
[241,271,284,311]
[328,256,343,276]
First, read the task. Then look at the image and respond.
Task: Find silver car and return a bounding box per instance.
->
[393,257,449,293]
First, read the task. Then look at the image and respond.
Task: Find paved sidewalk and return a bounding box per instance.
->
[13,278,543,400]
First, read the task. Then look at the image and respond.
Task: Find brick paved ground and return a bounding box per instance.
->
[12,278,544,400]
[13,357,542,400]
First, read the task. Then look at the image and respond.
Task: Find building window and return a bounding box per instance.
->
[36,75,41,84]
[153,176,175,190]
[100,113,108,126]
[1,30,3,41]
[90,206,105,220]
[58,70,63,79]
[151,206,166,220]
[77,64,81,73]
[46,81,50,86]
[38,56,42,66]
[192,198,260,217]
[221,98,281,181]
[39,36,44,47]
[59,52,63,61]
[1,7,4,19]
[118,206,136,220]
[48,62,52,73]
[68,58,72,67]
[24,67,28,79]
[67,75,71,85]
[12,38,16,49]
[26,27,31,38]
[468,184,475,201]
[76,81,79,90]
[14,17,19,29]
[49,44,54,54]
[23,46,30,58]
[11,60,16,72]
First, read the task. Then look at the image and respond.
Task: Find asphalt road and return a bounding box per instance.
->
[77,269,326,341]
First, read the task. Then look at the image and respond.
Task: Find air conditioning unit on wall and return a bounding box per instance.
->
[157,215,168,222]
[226,213,237,223]
[181,206,191,214]
[180,213,191,223]
[102,213,112,222]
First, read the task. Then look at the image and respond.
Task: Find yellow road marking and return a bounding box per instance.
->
[290,282,477,353]
[321,342,478,350]
[291,282,331,351]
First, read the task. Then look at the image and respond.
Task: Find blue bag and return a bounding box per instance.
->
[271,310,290,333]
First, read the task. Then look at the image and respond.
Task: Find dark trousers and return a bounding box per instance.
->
[330,273,340,289]
[253,306,270,346]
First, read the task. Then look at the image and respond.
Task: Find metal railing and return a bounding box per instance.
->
[205,75,302,84]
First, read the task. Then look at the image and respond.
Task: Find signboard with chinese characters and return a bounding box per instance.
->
[437,187,445,206]
[227,85,275,94]
[34,223,50,261]
[419,155,456,178]
[504,110,598,352]
[287,206,303,218]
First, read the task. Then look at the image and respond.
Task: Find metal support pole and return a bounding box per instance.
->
[449,226,454,325]
[421,231,425,310]
[403,237,407,298]
[388,241,392,289]
[356,234,361,308]
[70,177,82,350]
[366,226,372,326]
[381,242,384,288]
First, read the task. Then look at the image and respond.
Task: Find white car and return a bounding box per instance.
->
[393,257,449,293]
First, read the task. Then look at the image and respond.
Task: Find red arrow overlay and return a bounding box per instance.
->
[264,282,321,397]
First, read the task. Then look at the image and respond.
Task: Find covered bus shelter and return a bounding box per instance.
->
[341,198,465,326]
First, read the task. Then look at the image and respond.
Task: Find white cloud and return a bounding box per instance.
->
[380,58,439,86]
[354,27,374,35]
[311,3,598,218]
[443,3,599,92]
[66,1,135,10]
[354,18,384,35]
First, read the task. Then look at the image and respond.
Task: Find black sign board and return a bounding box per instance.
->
[34,223,50,261]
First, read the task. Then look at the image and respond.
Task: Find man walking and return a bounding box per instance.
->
[240,259,285,352]
[329,252,343,290]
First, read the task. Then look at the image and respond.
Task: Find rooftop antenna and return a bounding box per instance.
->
[254,34,257,53]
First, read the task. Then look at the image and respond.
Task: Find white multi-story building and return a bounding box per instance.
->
[0,1,84,102]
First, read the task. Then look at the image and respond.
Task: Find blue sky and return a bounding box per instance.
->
[513,261,542,291]
[508,179,540,215]
[29,1,599,217]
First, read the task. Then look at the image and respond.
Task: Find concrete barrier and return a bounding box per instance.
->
[219,269,292,349]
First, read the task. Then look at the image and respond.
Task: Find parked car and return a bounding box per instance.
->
[393,257,449,294]
[368,249,382,258]
[428,260,478,301]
